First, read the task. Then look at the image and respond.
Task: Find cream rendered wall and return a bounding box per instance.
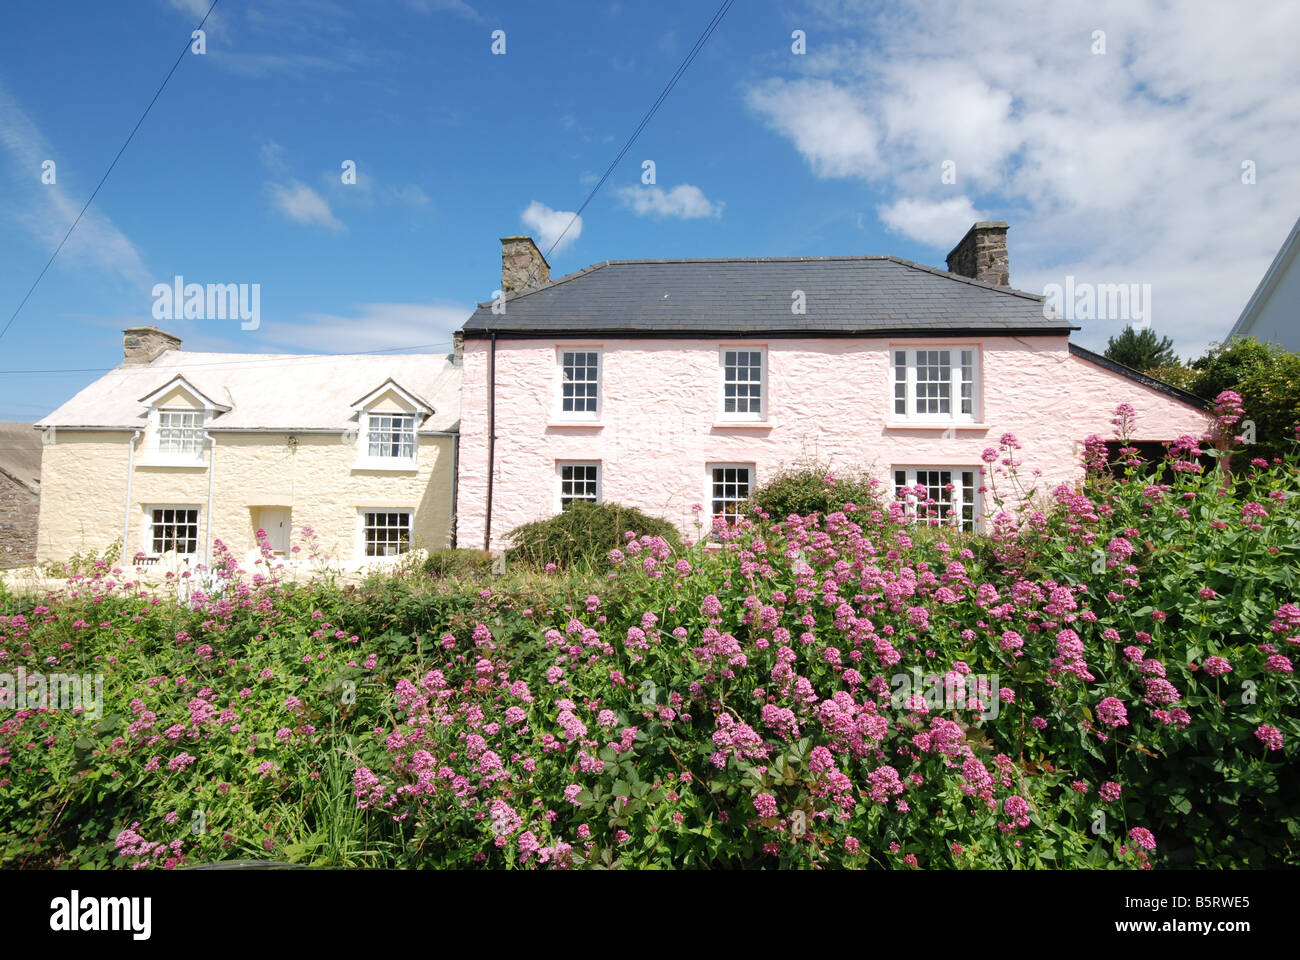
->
[36,430,455,565]
[456,336,1214,551]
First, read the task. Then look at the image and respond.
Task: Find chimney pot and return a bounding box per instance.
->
[945,221,1010,287]
[123,326,182,365]
[500,236,550,295]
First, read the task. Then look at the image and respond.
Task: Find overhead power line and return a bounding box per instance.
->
[0,0,221,345]
[526,0,738,281]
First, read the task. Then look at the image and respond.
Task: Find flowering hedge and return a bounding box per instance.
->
[1,395,1296,868]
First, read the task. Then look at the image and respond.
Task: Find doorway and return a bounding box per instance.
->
[256,507,292,555]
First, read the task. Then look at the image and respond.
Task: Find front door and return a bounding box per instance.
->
[258,508,291,555]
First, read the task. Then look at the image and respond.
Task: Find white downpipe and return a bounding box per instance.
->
[123,430,141,557]
[204,432,217,567]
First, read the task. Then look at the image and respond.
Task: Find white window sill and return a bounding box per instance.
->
[136,457,208,468]
[547,421,604,429]
[885,421,989,431]
[712,421,775,429]
[353,459,419,472]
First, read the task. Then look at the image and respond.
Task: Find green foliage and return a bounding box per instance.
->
[745,461,884,524]
[1145,362,1198,392]
[2,427,1298,870]
[421,548,495,580]
[1188,337,1300,462]
[40,537,122,578]
[505,501,682,570]
[1104,326,1179,372]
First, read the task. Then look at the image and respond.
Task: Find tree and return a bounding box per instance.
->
[1104,326,1179,372]
[1187,337,1300,463]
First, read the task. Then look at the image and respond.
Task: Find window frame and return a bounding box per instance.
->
[365,412,418,464]
[717,346,767,422]
[890,345,981,424]
[152,407,208,462]
[556,461,602,511]
[359,508,414,558]
[708,462,755,521]
[555,346,603,422]
[146,505,201,557]
[892,466,980,533]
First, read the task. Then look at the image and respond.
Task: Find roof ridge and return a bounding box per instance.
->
[470,254,1048,315]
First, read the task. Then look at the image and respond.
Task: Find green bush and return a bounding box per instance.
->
[1189,337,1300,462]
[745,461,883,524]
[505,501,682,570]
[421,548,495,580]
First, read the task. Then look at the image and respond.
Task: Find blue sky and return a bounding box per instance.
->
[2,0,1298,421]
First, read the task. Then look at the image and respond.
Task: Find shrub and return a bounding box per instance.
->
[40,537,122,578]
[421,548,495,580]
[505,501,682,570]
[1188,337,1300,463]
[745,461,883,525]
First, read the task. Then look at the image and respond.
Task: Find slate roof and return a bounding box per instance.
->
[37,352,461,433]
[461,256,1075,336]
[0,422,42,493]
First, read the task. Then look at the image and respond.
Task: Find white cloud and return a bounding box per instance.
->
[163,0,230,40]
[0,80,150,289]
[264,300,471,353]
[404,0,481,22]
[744,0,1300,354]
[745,78,879,178]
[521,201,582,255]
[268,181,346,232]
[617,184,723,219]
[878,196,985,248]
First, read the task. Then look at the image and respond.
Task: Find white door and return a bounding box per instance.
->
[259,508,291,554]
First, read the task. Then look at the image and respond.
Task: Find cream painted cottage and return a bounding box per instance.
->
[456,223,1216,551]
[35,329,459,570]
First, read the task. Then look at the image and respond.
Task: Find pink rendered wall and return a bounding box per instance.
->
[456,336,1213,551]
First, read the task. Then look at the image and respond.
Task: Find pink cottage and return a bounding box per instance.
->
[455,223,1212,550]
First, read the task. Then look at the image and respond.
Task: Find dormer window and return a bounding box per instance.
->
[367,414,416,461]
[138,375,227,466]
[350,378,433,471]
[158,410,206,456]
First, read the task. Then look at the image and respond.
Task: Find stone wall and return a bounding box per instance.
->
[0,470,38,569]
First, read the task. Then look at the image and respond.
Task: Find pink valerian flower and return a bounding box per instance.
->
[1255,724,1284,751]
[1142,677,1181,706]
[1099,781,1122,803]
[866,765,905,803]
[1270,603,1300,636]
[1202,656,1232,677]
[753,793,779,818]
[1001,795,1031,830]
[1264,655,1294,674]
[1128,827,1157,851]
[1097,697,1129,728]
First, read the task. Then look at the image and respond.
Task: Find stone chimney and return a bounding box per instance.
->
[945,221,1010,287]
[500,236,550,295]
[123,326,182,365]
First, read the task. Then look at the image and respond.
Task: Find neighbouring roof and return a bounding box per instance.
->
[1228,213,1300,340]
[37,353,461,433]
[461,256,1076,336]
[0,422,42,492]
[1069,344,1211,410]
